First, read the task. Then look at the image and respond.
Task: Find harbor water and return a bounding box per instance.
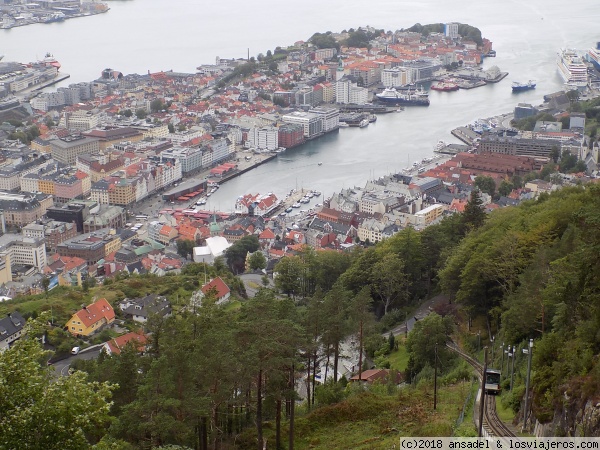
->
[2,0,599,210]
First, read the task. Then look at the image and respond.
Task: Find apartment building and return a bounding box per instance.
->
[50,135,100,165]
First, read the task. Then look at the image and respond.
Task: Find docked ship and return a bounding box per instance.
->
[586,42,600,71]
[375,87,430,106]
[431,81,459,92]
[557,49,588,87]
[512,80,536,92]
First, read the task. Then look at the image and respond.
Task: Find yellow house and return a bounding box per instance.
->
[66,298,115,336]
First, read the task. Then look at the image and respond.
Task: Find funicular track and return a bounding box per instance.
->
[448,343,516,437]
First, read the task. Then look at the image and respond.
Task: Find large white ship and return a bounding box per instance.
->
[557,48,588,87]
[586,42,600,71]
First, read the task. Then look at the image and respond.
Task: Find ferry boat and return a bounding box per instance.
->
[431,81,459,92]
[557,49,588,87]
[375,87,430,106]
[586,42,600,71]
[512,80,536,92]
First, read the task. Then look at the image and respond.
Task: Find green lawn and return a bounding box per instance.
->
[388,340,410,372]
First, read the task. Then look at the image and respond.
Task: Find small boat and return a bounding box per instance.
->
[318,162,323,166]
[368,114,377,123]
[358,119,369,128]
[339,122,349,128]
[512,80,536,92]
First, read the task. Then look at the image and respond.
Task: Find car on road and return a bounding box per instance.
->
[71,346,80,355]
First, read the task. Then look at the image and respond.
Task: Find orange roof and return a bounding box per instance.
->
[259,228,276,239]
[201,276,230,300]
[74,298,115,328]
[106,332,148,355]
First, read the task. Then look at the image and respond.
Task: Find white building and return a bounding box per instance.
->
[445,22,459,39]
[248,127,279,150]
[281,111,323,138]
[335,77,369,105]
[381,67,412,87]
[193,236,233,264]
[0,237,46,272]
[308,107,339,132]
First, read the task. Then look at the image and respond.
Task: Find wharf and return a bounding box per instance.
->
[434,143,470,155]
[457,80,487,89]
[451,126,479,145]
[269,188,321,217]
[337,104,397,114]
[16,73,71,101]
[211,153,277,185]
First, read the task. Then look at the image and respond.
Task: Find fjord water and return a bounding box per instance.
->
[3,0,598,209]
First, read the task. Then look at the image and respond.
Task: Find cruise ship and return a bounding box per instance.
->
[586,42,600,71]
[557,48,588,87]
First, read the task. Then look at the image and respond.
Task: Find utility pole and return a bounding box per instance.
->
[478,347,488,438]
[490,336,495,363]
[434,343,438,410]
[510,345,516,391]
[505,347,510,375]
[477,330,481,353]
[500,343,504,375]
[522,339,534,432]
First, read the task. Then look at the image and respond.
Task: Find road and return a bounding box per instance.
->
[240,273,273,297]
[50,345,103,377]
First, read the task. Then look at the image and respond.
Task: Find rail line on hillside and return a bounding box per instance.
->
[447,343,516,437]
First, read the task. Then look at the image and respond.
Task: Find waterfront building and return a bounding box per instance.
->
[514,103,538,120]
[278,123,305,148]
[335,76,369,105]
[161,146,204,173]
[50,135,100,165]
[281,111,323,139]
[399,59,442,82]
[381,67,411,87]
[308,107,340,132]
[247,127,279,151]
[478,135,564,158]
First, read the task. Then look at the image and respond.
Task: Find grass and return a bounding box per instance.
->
[388,340,410,372]
[494,393,515,422]
[236,381,472,450]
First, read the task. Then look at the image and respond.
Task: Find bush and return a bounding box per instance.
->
[314,380,347,406]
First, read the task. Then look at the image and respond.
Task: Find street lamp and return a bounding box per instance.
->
[510,345,516,391]
[491,336,495,363]
[500,342,504,374]
[522,339,534,432]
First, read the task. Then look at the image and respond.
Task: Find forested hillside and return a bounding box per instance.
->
[440,185,600,431]
[2,185,600,447]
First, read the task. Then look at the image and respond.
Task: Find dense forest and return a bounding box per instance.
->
[2,184,600,447]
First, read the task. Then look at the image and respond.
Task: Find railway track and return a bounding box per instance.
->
[448,343,516,437]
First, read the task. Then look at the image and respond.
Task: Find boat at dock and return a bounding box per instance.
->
[431,81,459,92]
[358,119,369,128]
[557,48,588,87]
[338,122,349,128]
[375,87,430,106]
[586,42,600,71]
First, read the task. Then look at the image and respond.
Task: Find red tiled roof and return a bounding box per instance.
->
[106,332,148,355]
[201,276,230,300]
[74,298,115,328]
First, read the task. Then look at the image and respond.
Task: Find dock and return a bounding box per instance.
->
[451,126,480,145]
